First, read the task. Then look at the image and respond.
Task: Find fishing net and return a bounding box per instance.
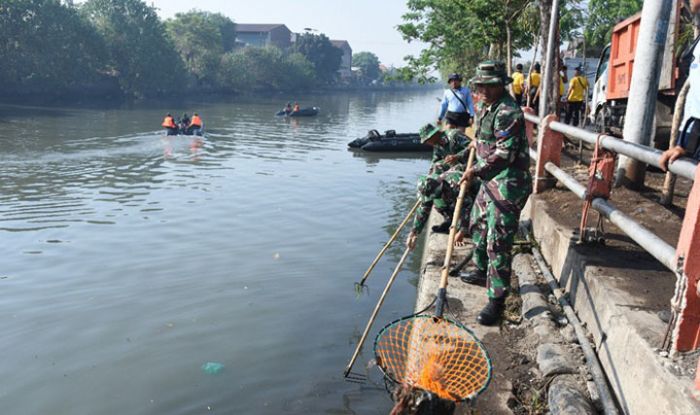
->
[374,315,492,402]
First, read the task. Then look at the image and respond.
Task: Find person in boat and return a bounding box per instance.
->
[405,123,478,251]
[284,102,293,114]
[179,113,191,133]
[437,73,475,133]
[293,102,300,112]
[162,113,177,135]
[458,61,532,326]
[187,113,203,134]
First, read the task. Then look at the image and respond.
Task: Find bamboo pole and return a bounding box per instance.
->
[661,79,690,206]
[344,247,412,378]
[357,200,420,286]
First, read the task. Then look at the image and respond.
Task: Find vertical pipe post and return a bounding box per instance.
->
[534,114,563,193]
[539,0,560,118]
[615,0,674,189]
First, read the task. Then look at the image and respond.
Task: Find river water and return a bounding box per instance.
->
[0,90,438,414]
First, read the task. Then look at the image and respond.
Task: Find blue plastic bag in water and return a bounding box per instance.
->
[201,362,224,375]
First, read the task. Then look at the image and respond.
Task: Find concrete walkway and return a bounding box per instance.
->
[416,213,514,414]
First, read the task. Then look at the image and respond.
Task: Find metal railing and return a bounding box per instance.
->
[523,112,697,181]
[527,146,677,271]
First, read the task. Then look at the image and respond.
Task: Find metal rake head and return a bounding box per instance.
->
[343,370,368,384]
[354,281,369,297]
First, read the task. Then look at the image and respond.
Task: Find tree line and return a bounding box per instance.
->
[0,0,389,100]
[396,0,647,82]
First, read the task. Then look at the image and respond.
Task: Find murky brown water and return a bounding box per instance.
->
[0,91,439,414]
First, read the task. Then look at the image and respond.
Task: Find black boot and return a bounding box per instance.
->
[431,220,451,234]
[459,269,487,286]
[477,297,506,326]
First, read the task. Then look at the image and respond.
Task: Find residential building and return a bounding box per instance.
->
[235,24,292,49]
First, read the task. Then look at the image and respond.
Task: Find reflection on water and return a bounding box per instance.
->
[0,91,436,414]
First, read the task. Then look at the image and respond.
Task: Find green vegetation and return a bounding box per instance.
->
[353,52,381,82]
[397,0,633,82]
[218,47,315,92]
[397,0,535,82]
[0,0,109,96]
[0,0,408,101]
[292,33,343,84]
[584,0,643,51]
[165,10,236,88]
[82,0,186,98]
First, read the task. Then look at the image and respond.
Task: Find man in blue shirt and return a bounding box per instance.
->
[660,0,700,170]
[438,73,475,132]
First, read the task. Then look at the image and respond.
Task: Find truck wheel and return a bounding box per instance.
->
[595,109,606,134]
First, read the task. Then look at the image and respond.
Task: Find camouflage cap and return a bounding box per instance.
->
[470,60,513,86]
[419,123,442,143]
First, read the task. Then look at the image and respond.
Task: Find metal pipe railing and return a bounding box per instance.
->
[522,114,697,181]
[549,121,697,181]
[524,112,541,125]
[543,161,677,271]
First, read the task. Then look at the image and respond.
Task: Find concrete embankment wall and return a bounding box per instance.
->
[523,195,700,415]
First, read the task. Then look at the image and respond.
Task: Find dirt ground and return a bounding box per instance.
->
[538,144,692,311]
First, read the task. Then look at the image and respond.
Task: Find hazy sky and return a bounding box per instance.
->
[147,0,428,67]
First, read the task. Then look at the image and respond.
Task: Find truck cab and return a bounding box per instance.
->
[589,44,611,133]
[587,4,681,150]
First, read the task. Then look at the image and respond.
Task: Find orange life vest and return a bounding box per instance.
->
[190,115,202,127]
[162,116,176,128]
[293,105,300,112]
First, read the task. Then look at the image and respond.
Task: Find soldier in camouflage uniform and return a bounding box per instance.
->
[406,124,477,249]
[430,127,471,174]
[459,61,532,326]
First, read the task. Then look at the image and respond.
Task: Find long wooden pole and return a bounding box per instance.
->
[661,79,690,206]
[435,148,476,318]
[344,246,412,377]
[357,200,420,286]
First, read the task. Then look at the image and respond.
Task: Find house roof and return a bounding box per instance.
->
[236,24,289,33]
[331,40,351,50]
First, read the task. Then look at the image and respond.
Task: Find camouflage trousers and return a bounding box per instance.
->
[469,183,529,299]
[413,170,479,234]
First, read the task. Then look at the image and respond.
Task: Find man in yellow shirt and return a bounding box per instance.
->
[527,62,541,110]
[511,63,525,106]
[565,66,589,126]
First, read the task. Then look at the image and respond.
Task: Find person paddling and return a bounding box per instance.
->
[162,113,177,135]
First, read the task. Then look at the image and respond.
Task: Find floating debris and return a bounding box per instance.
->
[201,362,224,375]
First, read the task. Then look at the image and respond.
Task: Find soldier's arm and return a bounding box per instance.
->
[472,107,522,181]
[412,201,432,235]
[455,134,471,164]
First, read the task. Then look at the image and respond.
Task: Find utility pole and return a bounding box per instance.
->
[539,0,560,117]
[615,0,674,189]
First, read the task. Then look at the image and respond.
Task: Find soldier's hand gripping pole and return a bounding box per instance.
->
[356,200,420,289]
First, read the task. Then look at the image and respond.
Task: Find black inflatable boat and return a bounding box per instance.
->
[348,130,431,152]
[276,107,320,117]
[165,126,204,136]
